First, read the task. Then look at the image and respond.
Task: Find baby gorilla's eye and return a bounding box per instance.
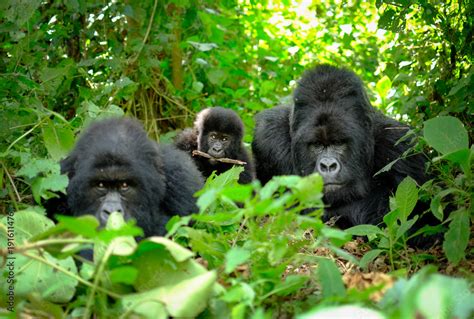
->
[210,134,217,139]
[120,182,129,191]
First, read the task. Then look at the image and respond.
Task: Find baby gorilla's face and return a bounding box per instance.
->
[205,131,232,158]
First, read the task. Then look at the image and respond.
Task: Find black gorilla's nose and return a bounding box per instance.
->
[209,146,224,157]
[317,156,341,177]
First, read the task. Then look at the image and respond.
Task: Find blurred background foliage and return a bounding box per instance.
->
[0,0,473,317]
[0,0,472,224]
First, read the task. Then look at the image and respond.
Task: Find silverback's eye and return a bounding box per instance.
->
[121,182,129,191]
[97,182,105,189]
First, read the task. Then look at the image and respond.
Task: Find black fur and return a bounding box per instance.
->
[175,107,255,184]
[252,65,427,228]
[61,117,203,236]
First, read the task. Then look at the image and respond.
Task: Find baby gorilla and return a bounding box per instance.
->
[61,117,203,236]
[174,107,255,184]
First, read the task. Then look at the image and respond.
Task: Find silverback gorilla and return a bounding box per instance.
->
[174,107,255,184]
[252,65,427,228]
[61,117,203,236]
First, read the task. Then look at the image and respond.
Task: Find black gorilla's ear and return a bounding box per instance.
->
[60,155,76,179]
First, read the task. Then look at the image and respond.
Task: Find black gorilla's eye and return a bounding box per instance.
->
[222,136,228,141]
[120,182,129,191]
[97,182,105,189]
[310,144,324,153]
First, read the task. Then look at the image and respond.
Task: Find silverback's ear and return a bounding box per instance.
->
[60,155,76,179]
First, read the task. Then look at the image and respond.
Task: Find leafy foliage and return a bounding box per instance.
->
[0,0,472,317]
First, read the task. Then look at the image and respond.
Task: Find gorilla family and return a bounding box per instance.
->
[252,64,427,228]
[174,107,255,184]
[60,117,203,236]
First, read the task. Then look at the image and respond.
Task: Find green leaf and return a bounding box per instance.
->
[188,41,218,52]
[430,194,444,221]
[317,258,345,298]
[395,176,418,220]
[42,120,75,161]
[345,224,384,236]
[436,148,471,177]
[273,275,309,297]
[207,68,228,86]
[423,116,469,155]
[360,249,383,269]
[443,209,470,264]
[225,246,251,274]
[375,75,392,98]
[0,210,54,245]
[0,211,78,303]
[109,266,138,285]
[416,275,474,319]
[192,81,204,93]
[56,215,99,238]
[295,173,324,205]
[122,271,217,318]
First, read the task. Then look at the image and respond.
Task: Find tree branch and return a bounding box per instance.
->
[192,150,247,165]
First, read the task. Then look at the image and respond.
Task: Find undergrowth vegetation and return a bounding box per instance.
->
[0,0,472,318]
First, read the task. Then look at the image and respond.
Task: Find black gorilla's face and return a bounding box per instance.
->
[61,119,166,235]
[205,131,232,158]
[68,158,143,225]
[291,87,375,204]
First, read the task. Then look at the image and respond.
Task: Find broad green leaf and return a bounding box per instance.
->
[207,68,228,86]
[109,266,138,285]
[416,275,474,319]
[221,184,254,202]
[221,282,255,303]
[436,148,471,176]
[188,41,218,52]
[145,237,195,262]
[395,217,417,241]
[298,305,385,319]
[16,158,59,179]
[430,194,444,221]
[359,249,384,269]
[56,215,99,238]
[267,238,289,265]
[94,213,137,260]
[423,116,468,155]
[317,258,345,298]
[395,176,418,220]
[3,0,42,26]
[0,210,54,245]
[122,271,216,318]
[273,275,309,297]
[0,251,78,303]
[345,224,384,236]
[443,209,469,264]
[295,173,324,204]
[225,246,251,274]
[321,227,352,247]
[0,211,77,303]
[192,81,204,93]
[376,75,392,98]
[42,120,75,161]
[133,237,206,291]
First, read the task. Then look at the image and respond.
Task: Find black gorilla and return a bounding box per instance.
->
[61,117,203,236]
[252,65,427,228]
[174,107,255,184]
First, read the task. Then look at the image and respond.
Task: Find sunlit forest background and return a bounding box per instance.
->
[0,0,472,318]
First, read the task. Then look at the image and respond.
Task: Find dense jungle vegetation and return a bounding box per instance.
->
[0,0,472,318]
